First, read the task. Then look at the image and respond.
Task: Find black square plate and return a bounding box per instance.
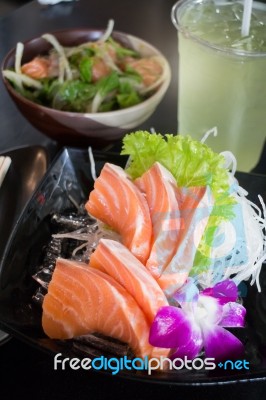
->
[0,147,266,385]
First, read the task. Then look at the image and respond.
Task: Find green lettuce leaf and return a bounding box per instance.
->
[51,80,96,112]
[107,37,139,59]
[117,92,141,108]
[79,57,93,83]
[96,71,119,97]
[121,130,236,275]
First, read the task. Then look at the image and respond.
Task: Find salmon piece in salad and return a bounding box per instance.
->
[42,258,166,359]
[91,57,111,82]
[135,162,182,279]
[121,57,163,87]
[21,54,59,79]
[89,238,169,324]
[85,163,152,265]
[21,56,50,79]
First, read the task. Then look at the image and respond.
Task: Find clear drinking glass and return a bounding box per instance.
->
[172,0,266,172]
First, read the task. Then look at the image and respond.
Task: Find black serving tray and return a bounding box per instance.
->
[0,147,266,385]
[0,145,49,345]
[0,145,48,265]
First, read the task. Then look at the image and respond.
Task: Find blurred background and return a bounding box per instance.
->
[0,0,31,16]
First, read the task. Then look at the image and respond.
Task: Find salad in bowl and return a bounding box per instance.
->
[1,21,171,146]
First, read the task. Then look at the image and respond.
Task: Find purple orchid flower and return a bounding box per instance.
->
[149,279,246,362]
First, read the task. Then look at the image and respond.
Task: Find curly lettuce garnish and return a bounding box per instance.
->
[121,131,236,274]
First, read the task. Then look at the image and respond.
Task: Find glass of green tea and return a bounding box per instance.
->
[172,0,266,172]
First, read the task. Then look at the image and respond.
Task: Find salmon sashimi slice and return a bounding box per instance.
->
[158,186,214,296]
[85,163,152,265]
[135,162,181,278]
[21,57,50,79]
[42,258,156,359]
[120,57,163,87]
[91,57,111,82]
[89,238,169,324]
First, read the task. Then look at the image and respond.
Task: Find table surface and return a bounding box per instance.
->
[0,1,266,399]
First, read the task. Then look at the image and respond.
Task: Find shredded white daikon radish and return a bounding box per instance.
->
[220,151,237,176]
[3,70,43,89]
[198,129,265,291]
[58,57,66,84]
[42,33,72,81]
[88,146,97,181]
[230,191,266,292]
[15,42,24,74]
[100,49,122,73]
[197,167,266,292]
[200,127,218,144]
[91,91,103,113]
[100,19,115,42]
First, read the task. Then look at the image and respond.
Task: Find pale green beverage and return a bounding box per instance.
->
[172,0,266,172]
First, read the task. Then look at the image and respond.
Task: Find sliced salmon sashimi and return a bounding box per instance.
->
[157,186,214,296]
[135,162,182,279]
[85,163,152,265]
[42,258,159,359]
[42,160,215,361]
[89,238,168,324]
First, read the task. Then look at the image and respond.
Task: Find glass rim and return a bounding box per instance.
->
[171,0,266,58]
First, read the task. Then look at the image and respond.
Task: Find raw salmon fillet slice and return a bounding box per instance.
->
[135,162,181,278]
[42,258,163,359]
[85,163,152,265]
[89,238,169,324]
[158,186,214,296]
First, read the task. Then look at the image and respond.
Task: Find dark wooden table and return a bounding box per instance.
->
[0,1,266,399]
